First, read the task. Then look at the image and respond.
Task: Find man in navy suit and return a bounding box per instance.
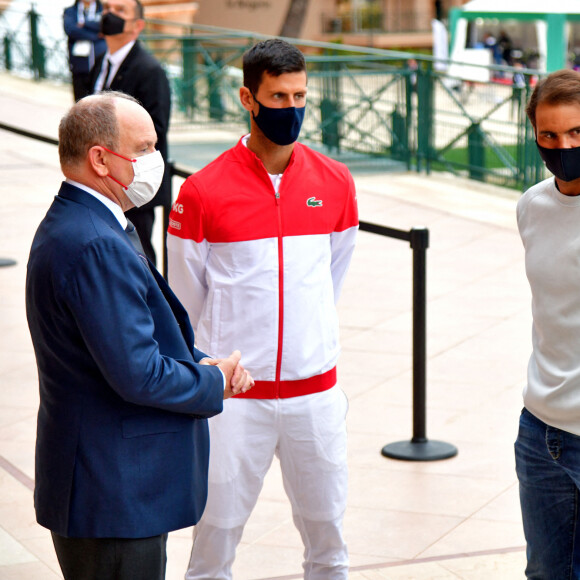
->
[25,92,253,580]
[92,0,171,266]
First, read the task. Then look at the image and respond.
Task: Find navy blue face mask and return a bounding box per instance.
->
[536,141,580,182]
[252,96,305,146]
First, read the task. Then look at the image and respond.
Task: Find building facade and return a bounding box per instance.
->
[192,0,467,49]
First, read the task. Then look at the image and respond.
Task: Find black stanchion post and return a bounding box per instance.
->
[163,161,176,280]
[0,117,459,454]
[381,226,458,461]
[411,226,428,444]
[161,202,169,280]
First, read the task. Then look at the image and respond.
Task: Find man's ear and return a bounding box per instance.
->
[239,87,254,113]
[88,146,109,177]
[135,18,146,35]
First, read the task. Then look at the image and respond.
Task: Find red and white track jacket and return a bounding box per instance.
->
[167,138,358,398]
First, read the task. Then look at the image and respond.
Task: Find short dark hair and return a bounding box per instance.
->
[134,0,144,20]
[58,91,138,169]
[527,69,580,128]
[242,39,306,95]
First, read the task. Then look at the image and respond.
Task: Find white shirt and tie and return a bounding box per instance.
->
[94,40,135,93]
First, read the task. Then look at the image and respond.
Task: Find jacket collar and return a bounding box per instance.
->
[57,181,124,233]
[232,136,300,176]
[111,41,141,79]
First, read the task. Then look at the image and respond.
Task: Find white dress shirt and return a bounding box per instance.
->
[94,40,135,93]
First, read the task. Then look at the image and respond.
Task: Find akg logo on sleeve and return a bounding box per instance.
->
[306,197,323,207]
[169,202,184,230]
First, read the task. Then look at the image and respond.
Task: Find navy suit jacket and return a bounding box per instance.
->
[26,182,224,538]
[91,41,172,209]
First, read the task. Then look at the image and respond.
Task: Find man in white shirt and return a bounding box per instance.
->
[516,68,580,579]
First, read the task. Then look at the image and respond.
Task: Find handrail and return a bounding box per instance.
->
[0,121,58,145]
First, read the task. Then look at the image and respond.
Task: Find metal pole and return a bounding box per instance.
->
[382,226,458,461]
[411,227,428,444]
[4,35,12,71]
[29,4,45,80]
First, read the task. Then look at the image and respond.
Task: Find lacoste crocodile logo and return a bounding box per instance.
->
[306,197,323,207]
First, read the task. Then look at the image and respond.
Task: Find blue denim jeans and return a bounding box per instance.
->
[515,407,580,579]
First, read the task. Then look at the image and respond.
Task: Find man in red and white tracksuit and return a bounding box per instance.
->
[167,39,358,579]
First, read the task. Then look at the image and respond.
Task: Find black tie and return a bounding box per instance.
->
[125,219,145,254]
[103,58,112,89]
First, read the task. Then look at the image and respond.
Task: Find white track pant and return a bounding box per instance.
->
[185,384,349,579]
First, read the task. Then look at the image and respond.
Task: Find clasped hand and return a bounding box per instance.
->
[201,350,254,398]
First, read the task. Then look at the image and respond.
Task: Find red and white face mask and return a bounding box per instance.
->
[104,147,165,207]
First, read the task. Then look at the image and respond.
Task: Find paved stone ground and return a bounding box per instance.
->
[0,72,529,579]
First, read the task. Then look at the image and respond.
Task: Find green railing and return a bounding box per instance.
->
[0,6,546,191]
[0,4,68,80]
[418,62,545,190]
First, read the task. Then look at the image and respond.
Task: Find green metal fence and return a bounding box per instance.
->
[0,6,546,191]
[418,61,545,190]
[0,4,68,80]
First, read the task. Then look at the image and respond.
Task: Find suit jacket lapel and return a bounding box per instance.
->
[59,182,196,353]
[146,258,196,351]
[109,42,140,89]
[90,42,140,91]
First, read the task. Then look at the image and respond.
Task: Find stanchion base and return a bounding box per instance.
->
[381,439,458,462]
[0,258,17,267]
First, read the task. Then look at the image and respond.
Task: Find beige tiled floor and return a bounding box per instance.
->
[0,72,529,579]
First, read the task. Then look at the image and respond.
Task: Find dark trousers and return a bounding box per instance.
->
[125,207,157,265]
[72,74,92,102]
[51,532,168,580]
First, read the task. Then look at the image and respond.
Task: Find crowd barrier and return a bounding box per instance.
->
[0,120,457,462]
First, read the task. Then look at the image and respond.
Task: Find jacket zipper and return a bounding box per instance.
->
[274,188,283,398]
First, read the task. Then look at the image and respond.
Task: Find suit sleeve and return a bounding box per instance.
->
[64,235,223,416]
[330,170,358,303]
[63,7,102,42]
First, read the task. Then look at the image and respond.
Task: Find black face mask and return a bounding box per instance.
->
[536,141,580,182]
[100,12,125,36]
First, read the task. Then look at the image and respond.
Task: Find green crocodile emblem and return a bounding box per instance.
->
[307,197,323,207]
